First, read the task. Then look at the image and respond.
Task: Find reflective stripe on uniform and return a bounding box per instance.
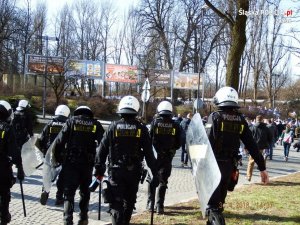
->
[171,128,176,135]
[136,129,141,137]
[240,124,244,134]
[74,124,97,133]
[1,131,5,139]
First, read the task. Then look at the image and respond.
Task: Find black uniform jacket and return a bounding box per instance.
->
[94,117,157,176]
[206,109,266,171]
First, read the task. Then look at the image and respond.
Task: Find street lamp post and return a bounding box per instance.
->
[196,5,208,112]
[38,35,59,118]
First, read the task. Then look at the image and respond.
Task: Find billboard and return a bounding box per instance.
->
[66,60,103,78]
[173,72,203,90]
[105,64,138,83]
[141,69,171,87]
[26,54,65,75]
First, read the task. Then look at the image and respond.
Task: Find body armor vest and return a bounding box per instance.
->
[66,116,98,164]
[152,117,178,155]
[49,121,65,143]
[13,110,27,137]
[110,120,143,167]
[214,111,244,158]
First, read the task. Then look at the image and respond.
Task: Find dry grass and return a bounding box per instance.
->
[131,172,300,225]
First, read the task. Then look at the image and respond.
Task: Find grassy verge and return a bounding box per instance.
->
[131,172,300,225]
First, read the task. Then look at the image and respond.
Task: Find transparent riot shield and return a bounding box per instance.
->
[186,113,221,218]
[21,134,44,176]
[42,139,60,192]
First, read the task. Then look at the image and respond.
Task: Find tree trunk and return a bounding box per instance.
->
[225,0,249,90]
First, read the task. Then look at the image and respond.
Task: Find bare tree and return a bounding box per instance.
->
[204,0,249,90]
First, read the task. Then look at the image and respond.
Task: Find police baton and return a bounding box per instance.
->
[98,181,101,220]
[150,187,156,225]
[20,180,27,217]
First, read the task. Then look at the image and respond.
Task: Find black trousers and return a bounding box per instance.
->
[0,159,14,223]
[62,163,93,223]
[208,159,234,210]
[108,168,141,225]
[147,157,172,208]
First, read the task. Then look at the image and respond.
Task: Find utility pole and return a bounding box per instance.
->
[38,35,59,118]
[196,5,208,112]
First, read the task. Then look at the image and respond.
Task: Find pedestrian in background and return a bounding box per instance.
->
[265,118,277,160]
[276,120,285,144]
[180,112,192,167]
[247,115,272,182]
[54,106,105,225]
[280,124,294,161]
[94,96,158,225]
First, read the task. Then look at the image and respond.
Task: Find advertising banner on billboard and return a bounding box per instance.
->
[66,60,103,78]
[26,54,65,75]
[105,64,138,83]
[173,71,203,90]
[141,69,171,87]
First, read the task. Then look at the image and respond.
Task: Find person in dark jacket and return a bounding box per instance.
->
[147,101,181,214]
[12,99,34,149]
[54,106,105,225]
[0,100,25,225]
[94,96,158,225]
[246,115,272,181]
[39,105,71,206]
[276,120,285,143]
[205,87,269,225]
[180,113,192,167]
[265,118,277,160]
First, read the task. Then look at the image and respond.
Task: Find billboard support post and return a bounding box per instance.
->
[37,35,59,118]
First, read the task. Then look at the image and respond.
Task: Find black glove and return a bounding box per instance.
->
[150,175,159,188]
[17,166,25,181]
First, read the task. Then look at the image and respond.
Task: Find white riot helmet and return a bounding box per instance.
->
[117,96,140,114]
[17,99,30,110]
[213,86,239,108]
[55,105,71,118]
[0,100,13,121]
[74,106,93,117]
[157,101,173,115]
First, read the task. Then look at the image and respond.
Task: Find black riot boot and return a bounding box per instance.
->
[78,192,90,225]
[55,174,64,206]
[123,206,134,225]
[63,200,74,225]
[146,182,154,211]
[0,192,11,225]
[40,190,49,205]
[156,185,167,214]
[206,208,226,225]
[110,209,122,225]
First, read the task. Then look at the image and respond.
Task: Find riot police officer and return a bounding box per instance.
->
[205,87,269,225]
[0,100,25,225]
[12,99,34,149]
[147,101,181,214]
[94,96,158,225]
[39,105,71,206]
[54,106,105,225]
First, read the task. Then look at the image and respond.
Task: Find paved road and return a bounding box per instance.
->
[8,141,300,225]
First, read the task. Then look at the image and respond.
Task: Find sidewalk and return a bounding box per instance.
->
[8,142,300,225]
